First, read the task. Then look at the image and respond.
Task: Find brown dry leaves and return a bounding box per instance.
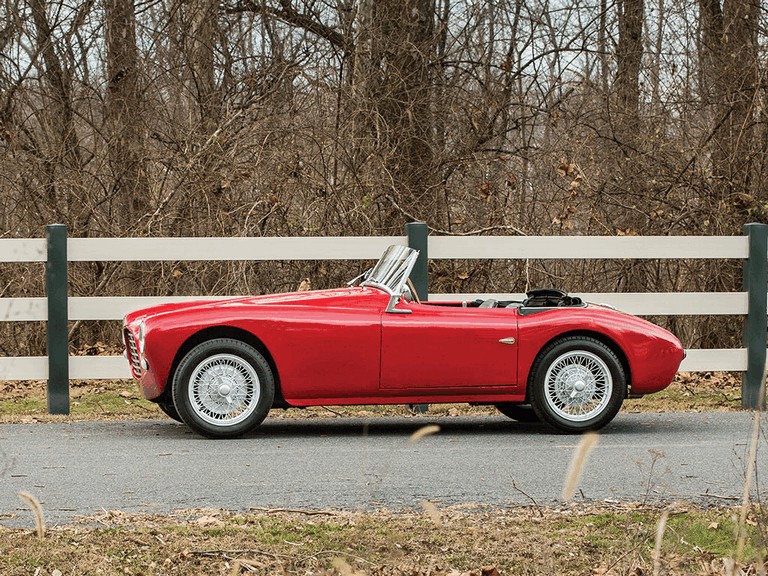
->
[1,505,764,576]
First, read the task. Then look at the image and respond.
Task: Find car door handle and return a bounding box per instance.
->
[498,337,516,345]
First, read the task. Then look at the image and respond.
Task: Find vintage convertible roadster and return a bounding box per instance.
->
[123,244,684,438]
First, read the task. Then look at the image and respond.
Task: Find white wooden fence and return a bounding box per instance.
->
[0,233,759,381]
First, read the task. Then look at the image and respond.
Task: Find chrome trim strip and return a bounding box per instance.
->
[124,329,142,377]
[385,294,412,314]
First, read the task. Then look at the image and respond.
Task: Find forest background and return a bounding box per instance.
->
[0,0,765,355]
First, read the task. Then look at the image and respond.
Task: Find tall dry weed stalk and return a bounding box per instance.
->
[16,491,45,539]
[421,500,442,526]
[731,371,766,574]
[562,432,599,501]
[410,425,440,443]
[332,557,362,576]
[652,509,670,576]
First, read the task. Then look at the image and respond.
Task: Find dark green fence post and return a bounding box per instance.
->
[406,221,428,301]
[46,224,69,415]
[406,221,429,414]
[742,222,767,410]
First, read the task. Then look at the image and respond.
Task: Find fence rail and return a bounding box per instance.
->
[0,292,752,322]
[428,235,749,259]
[1,222,766,412]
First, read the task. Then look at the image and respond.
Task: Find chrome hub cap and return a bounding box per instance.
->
[188,354,260,426]
[544,350,612,421]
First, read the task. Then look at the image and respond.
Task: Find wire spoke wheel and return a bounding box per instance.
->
[544,351,612,422]
[530,336,625,432]
[172,339,275,438]
[188,353,260,426]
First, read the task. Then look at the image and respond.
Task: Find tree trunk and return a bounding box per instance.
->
[598,0,608,93]
[615,0,644,123]
[719,0,759,199]
[29,0,82,219]
[353,0,438,221]
[186,0,220,128]
[699,0,759,205]
[105,0,148,229]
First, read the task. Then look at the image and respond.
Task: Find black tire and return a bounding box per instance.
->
[172,338,275,438]
[495,403,540,423]
[529,336,625,433]
[157,399,183,422]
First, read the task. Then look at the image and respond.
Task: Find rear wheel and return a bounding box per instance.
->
[494,403,540,422]
[172,338,274,438]
[530,336,625,433]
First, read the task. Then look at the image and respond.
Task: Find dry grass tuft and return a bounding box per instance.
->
[730,372,766,575]
[653,509,670,576]
[16,491,45,539]
[562,432,599,501]
[421,500,442,526]
[409,424,440,443]
[332,557,362,576]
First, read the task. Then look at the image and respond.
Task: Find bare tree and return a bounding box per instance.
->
[28,0,84,219]
[105,0,148,228]
[700,0,760,205]
[616,0,644,122]
[352,0,439,220]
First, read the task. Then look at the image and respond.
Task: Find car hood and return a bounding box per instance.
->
[124,287,379,324]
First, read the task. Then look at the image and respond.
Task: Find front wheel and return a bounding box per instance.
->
[529,336,625,433]
[172,338,275,438]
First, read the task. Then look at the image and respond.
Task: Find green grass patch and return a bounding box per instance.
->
[0,381,163,422]
[664,511,765,559]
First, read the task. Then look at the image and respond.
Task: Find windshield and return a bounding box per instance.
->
[362,245,419,295]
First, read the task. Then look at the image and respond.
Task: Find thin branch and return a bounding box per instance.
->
[511,480,543,517]
[247,507,339,516]
[224,0,350,53]
[383,193,527,236]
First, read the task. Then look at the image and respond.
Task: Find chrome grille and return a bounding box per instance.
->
[124,329,142,377]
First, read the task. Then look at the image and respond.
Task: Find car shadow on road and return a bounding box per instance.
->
[149,415,548,439]
[254,416,547,438]
[150,412,701,440]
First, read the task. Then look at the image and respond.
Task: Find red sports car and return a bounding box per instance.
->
[123,245,685,438]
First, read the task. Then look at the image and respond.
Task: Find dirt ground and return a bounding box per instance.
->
[1,503,766,576]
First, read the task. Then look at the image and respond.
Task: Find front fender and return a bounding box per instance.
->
[517,307,684,394]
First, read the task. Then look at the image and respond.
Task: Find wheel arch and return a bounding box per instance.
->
[164,326,285,406]
[525,330,631,399]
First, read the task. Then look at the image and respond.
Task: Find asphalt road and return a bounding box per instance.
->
[1,412,766,527]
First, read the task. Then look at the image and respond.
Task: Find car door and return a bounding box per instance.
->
[379,300,519,391]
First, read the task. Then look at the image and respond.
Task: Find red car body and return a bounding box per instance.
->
[123,246,684,437]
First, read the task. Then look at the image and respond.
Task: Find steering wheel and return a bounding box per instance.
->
[406,278,421,304]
